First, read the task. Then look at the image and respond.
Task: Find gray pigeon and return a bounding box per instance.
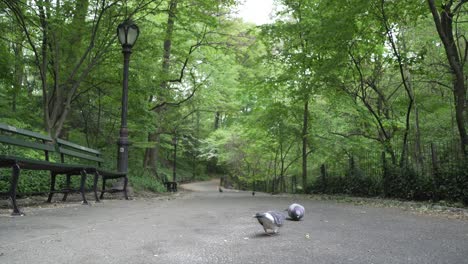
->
[254,211,286,234]
[287,203,305,221]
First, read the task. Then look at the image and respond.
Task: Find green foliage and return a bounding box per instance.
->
[434,162,468,205]
[306,166,381,197]
[129,168,166,193]
[383,165,433,201]
[0,168,97,195]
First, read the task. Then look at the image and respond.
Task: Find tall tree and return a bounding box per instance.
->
[3,0,129,138]
[142,0,237,176]
[428,0,468,156]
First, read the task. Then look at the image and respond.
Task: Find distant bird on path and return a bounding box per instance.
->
[287,203,305,221]
[219,186,223,192]
[254,211,285,234]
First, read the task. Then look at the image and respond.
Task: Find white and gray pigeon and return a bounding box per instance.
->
[254,211,286,234]
[287,203,305,221]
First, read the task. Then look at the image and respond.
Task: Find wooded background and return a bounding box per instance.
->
[0,0,467,204]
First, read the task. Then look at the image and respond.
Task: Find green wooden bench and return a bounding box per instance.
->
[0,124,88,215]
[161,173,177,192]
[164,181,178,192]
[0,124,128,215]
[54,138,128,201]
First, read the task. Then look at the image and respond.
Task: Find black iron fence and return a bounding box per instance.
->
[246,141,467,205]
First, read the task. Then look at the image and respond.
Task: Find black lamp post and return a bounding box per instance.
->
[117,20,139,173]
[172,136,178,182]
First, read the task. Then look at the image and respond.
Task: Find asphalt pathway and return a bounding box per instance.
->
[1,179,467,264]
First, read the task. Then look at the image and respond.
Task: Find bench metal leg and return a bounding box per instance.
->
[80,170,88,205]
[47,172,57,203]
[123,176,129,200]
[93,172,100,202]
[10,164,22,216]
[100,177,106,199]
[62,174,71,201]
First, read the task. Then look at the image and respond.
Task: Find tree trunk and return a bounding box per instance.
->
[144,131,160,176]
[12,37,24,112]
[320,164,327,193]
[414,88,424,167]
[214,111,220,130]
[348,49,397,165]
[302,99,309,193]
[380,0,414,168]
[172,136,177,182]
[37,1,50,133]
[160,0,177,91]
[428,0,468,156]
[144,0,178,171]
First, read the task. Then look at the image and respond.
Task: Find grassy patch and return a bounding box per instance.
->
[128,168,166,193]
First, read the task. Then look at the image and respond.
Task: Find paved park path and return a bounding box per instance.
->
[1,179,468,264]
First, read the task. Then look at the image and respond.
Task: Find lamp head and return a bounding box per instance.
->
[117,19,139,48]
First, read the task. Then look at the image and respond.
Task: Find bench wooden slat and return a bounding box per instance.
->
[97,168,127,177]
[0,135,55,152]
[0,154,85,172]
[0,123,52,141]
[59,148,105,163]
[57,138,101,155]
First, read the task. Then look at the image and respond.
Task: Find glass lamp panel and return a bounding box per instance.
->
[118,26,127,45]
[126,26,139,46]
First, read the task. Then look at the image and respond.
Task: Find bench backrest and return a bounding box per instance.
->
[56,138,104,167]
[0,123,55,161]
[0,123,105,167]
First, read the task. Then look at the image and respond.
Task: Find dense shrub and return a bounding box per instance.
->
[383,166,432,200]
[0,168,96,195]
[129,168,166,193]
[434,163,468,204]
